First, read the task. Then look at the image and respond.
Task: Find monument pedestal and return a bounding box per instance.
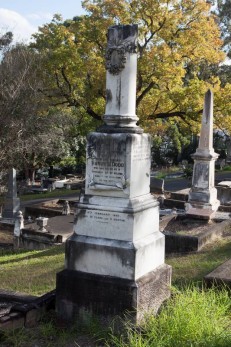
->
[56,131,171,323]
[56,264,171,324]
[186,152,220,219]
[3,197,20,219]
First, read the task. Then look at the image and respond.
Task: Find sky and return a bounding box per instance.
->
[0,0,86,43]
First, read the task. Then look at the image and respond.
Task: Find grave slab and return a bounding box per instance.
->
[204,259,231,288]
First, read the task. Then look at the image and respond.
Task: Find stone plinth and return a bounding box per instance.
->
[56,264,172,325]
[57,131,170,323]
[85,133,151,198]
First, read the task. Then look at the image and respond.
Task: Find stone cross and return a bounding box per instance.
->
[186,90,220,219]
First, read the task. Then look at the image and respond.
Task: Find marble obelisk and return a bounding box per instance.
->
[2,168,20,220]
[186,90,220,219]
[56,24,171,324]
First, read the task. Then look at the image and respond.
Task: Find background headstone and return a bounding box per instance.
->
[186,90,220,219]
[2,168,20,219]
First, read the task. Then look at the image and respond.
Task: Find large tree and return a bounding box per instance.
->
[0,44,69,179]
[32,0,231,155]
[217,0,231,58]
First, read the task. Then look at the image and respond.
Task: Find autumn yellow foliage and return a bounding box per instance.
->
[32,0,231,141]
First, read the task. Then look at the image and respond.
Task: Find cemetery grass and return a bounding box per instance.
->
[2,234,230,295]
[0,231,231,346]
[0,245,65,295]
[20,188,80,202]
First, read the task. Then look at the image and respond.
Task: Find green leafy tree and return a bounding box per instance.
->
[31,1,231,156]
[217,0,231,58]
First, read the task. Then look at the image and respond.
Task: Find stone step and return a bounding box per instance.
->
[0,289,56,330]
[218,205,231,213]
[170,189,189,201]
[163,199,185,209]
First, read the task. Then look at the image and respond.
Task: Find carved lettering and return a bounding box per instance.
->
[85,210,126,224]
[87,135,128,191]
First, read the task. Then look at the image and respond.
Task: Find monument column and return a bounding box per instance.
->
[186,90,220,219]
[56,24,171,324]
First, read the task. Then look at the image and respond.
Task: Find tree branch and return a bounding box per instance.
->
[147,109,203,127]
[136,81,157,106]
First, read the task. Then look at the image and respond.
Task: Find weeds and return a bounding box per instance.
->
[107,286,231,347]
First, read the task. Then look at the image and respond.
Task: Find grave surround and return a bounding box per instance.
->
[56,24,171,324]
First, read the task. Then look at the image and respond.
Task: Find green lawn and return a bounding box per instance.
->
[0,245,65,296]
[168,235,231,286]
[20,188,80,202]
[0,226,230,347]
[0,229,230,295]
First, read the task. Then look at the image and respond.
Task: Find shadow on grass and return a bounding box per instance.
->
[20,189,80,202]
[168,238,231,288]
[0,244,65,266]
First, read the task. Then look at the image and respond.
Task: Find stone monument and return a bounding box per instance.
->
[2,168,20,220]
[56,24,171,324]
[226,136,231,164]
[186,90,220,219]
[13,210,24,248]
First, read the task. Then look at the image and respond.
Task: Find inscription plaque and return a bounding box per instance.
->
[87,134,128,191]
[193,163,209,189]
[132,137,150,162]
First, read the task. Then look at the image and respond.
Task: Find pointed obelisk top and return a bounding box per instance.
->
[195,89,217,158]
[203,89,213,125]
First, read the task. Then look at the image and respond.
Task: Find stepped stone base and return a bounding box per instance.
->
[185,207,216,220]
[56,264,172,325]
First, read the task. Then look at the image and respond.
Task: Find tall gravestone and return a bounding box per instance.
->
[56,24,171,324]
[226,137,231,164]
[186,90,220,219]
[2,168,20,220]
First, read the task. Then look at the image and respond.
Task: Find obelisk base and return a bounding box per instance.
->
[2,197,20,219]
[56,264,171,325]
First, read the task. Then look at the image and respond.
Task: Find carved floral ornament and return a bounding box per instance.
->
[105,39,137,75]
